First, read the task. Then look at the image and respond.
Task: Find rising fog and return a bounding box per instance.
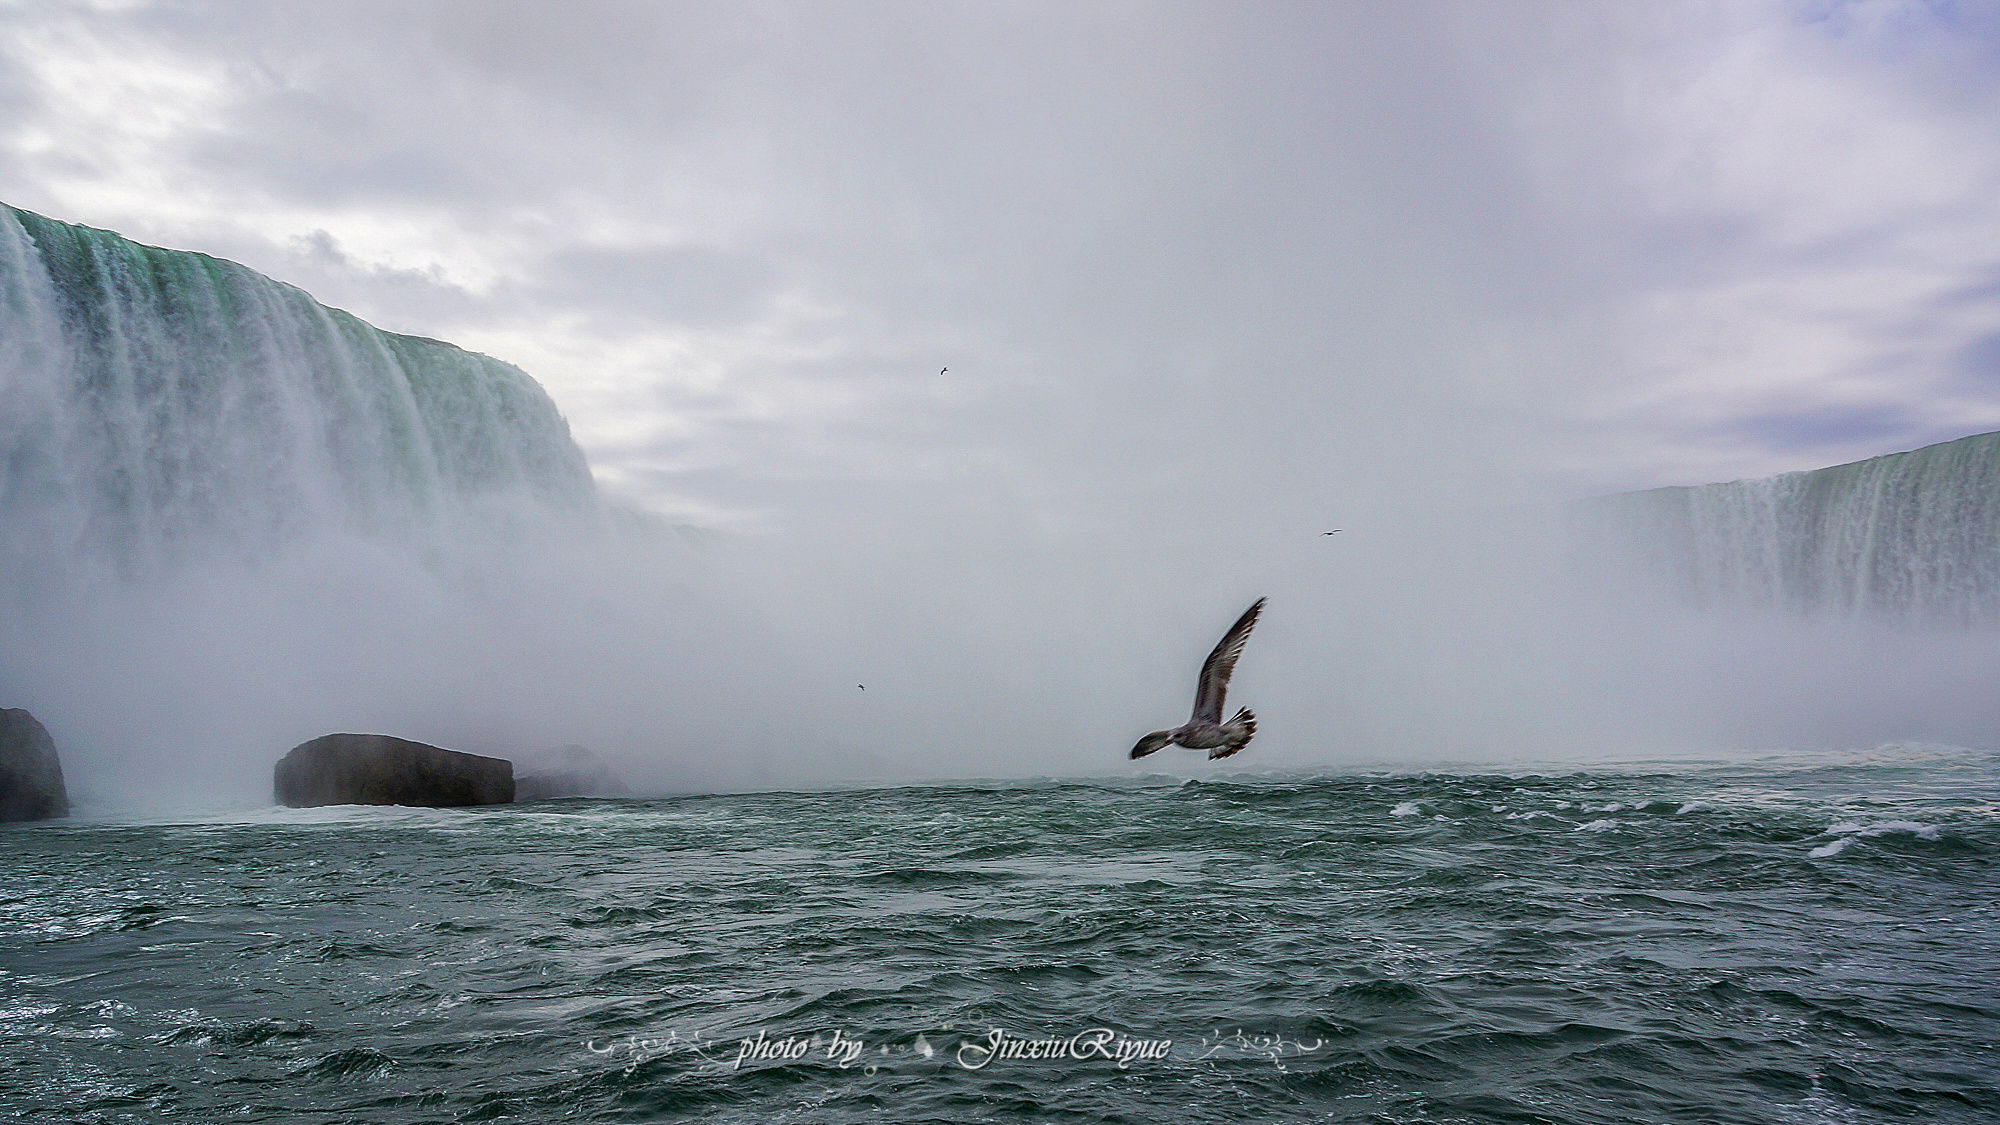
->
[4,3,2000,805]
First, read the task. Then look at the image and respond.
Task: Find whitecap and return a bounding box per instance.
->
[1575,819,1618,832]
[1675,801,1711,815]
[1390,801,1421,817]
[1808,819,1944,857]
[1815,820,1942,841]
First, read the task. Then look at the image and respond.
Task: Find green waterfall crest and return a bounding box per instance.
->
[0,205,595,577]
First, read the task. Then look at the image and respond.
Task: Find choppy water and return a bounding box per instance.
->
[4,748,1998,1124]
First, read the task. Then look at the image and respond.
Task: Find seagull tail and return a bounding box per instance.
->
[1208,708,1256,760]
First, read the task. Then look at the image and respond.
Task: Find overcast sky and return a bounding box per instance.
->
[7,0,2000,530]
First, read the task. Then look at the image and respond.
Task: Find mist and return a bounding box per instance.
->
[4,2,2000,807]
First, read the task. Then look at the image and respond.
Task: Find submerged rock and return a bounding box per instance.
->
[0,708,69,822]
[514,744,632,801]
[274,734,514,808]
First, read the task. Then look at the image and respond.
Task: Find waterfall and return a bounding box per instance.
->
[0,206,858,799]
[0,204,596,585]
[1582,431,2000,624]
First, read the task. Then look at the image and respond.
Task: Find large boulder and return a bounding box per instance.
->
[514,744,632,801]
[0,709,69,822]
[274,734,513,808]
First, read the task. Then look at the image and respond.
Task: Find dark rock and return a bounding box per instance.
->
[274,734,513,808]
[514,744,632,801]
[0,709,69,822]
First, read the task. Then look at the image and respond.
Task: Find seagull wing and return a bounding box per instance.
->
[1191,598,1264,724]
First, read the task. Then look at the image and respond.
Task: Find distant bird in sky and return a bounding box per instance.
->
[939,367,948,376]
[858,684,865,691]
[1322,530,1342,535]
[1130,598,1265,761]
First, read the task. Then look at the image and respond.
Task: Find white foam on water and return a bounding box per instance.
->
[1390,801,1422,817]
[1676,801,1712,815]
[1809,818,1945,857]
[1817,819,1942,840]
[1575,818,1619,832]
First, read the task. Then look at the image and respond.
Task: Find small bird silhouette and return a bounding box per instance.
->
[939,367,948,376]
[858,684,865,691]
[1322,530,1343,535]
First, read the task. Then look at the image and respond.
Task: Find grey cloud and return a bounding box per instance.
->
[261,229,491,332]
[529,244,774,326]
[1957,329,2000,386]
[1725,405,1922,454]
[177,67,565,209]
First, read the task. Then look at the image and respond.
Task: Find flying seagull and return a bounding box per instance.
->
[1322,530,1342,535]
[939,367,949,376]
[1130,597,1265,761]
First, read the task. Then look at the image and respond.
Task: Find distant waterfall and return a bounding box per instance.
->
[0,205,595,583]
[1582,431,2000,624]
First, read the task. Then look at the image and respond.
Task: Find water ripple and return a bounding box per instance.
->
[2,758,1997,1122]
